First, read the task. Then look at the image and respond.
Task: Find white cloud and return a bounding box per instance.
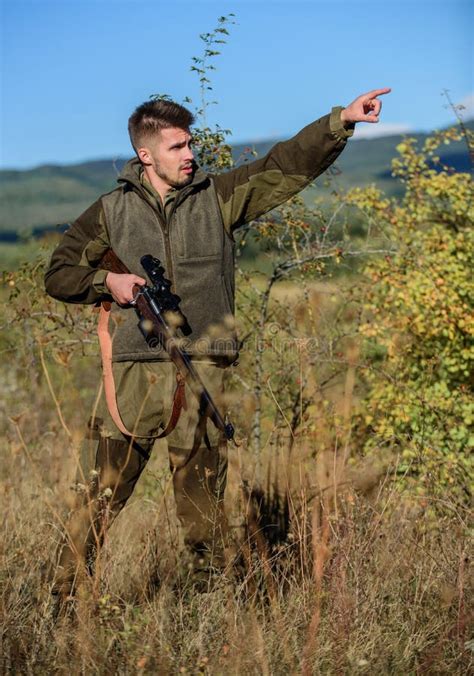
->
[353,122,413,139]
[454,92,474,120]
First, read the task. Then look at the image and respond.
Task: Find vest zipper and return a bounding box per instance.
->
[134,183,193,292]
[160,189,192,292]
[139,197,176,291]
[161,220,175,293]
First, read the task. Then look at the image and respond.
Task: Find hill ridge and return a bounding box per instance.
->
[1,121,472,237]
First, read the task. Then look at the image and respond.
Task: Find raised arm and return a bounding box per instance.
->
[214,89,391,234]
[213,107,352,233]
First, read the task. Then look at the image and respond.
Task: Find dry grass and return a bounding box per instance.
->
[0,275,471,674]
[1,413,471,674]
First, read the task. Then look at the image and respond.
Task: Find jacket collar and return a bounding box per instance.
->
[117,158,209,201]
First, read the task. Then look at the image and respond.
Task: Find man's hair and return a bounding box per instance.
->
[128,99,195,153]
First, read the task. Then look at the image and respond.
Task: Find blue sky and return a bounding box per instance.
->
[1,0,472,169]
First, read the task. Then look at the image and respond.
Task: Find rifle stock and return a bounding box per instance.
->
[100,248,132,276]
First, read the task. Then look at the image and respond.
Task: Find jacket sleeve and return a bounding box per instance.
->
[44,198,112,304]
[213,106,354,233]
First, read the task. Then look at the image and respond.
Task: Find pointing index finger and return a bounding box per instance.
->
[363,87,392,99]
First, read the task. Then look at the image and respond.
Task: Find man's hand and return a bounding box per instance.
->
[105,272,146,305]
[341,88,391,126]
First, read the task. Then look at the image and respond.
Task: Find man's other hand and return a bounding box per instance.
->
[105,272,146,305]
[341,88,391,126]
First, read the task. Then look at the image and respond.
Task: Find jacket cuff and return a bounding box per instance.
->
[330,106,355,142]
[92,269,109,295]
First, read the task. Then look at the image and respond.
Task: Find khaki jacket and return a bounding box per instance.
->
[44,107,353,362]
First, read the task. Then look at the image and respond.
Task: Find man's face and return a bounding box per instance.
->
[140,127,195,189]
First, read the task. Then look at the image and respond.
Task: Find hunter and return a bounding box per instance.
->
[45,87,390,599]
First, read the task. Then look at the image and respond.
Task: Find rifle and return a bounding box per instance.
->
[100,249,235,444]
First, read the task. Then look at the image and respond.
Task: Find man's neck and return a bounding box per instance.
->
[142,165,172,203]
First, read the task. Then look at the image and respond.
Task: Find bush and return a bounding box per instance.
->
[348,125,474,507]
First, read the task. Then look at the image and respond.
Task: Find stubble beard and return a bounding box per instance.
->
[155,160,194,190]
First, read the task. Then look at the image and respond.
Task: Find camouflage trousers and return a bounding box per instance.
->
[54,360,229,595]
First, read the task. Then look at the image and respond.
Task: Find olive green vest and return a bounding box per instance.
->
[102,161,238,363]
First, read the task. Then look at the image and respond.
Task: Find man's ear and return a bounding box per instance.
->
[137,146,152,165]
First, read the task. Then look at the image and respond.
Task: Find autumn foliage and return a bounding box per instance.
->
[346,125,473,507]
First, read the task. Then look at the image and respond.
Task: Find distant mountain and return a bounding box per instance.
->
[0,121,472,238]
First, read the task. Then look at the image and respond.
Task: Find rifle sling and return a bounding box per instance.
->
[97,301,187,439]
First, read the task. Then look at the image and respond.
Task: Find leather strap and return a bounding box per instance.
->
[158,371,187,438]
[96,302,187,439]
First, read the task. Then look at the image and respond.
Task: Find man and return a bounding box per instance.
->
[45,87,390,598]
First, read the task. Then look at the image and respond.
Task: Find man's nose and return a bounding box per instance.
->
[183,146,194,162]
